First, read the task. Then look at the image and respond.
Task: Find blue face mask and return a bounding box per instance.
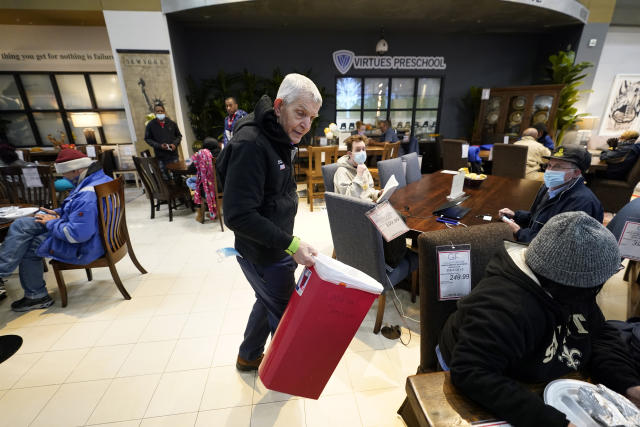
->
[353,151,367,165]
[543,170,566,189]
[156,113,165,121]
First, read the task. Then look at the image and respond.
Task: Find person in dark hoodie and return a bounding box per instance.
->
[498,145,603,243]
[216,74,322,372]
[438,211,640,427]
[144,103,182,177]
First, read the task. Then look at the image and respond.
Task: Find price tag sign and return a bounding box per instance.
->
[436,244,471,300]
[461,143,469,159]
[16,150,24,161]
[503,135,509,144]
[488,146,494,161]
[481,88,491,100]
[618,221,640,261]
[365,201,410,242]
[86,145,96,158]
[22,167,43,188]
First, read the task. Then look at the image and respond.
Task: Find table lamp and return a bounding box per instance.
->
[576,116,598,147]
[70,112,102,145]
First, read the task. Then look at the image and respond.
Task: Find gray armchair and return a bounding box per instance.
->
[402,152,421,184]
[377,157,407,189]
[322,163,341,193]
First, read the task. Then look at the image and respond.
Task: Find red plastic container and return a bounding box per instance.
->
[258,254,383,399]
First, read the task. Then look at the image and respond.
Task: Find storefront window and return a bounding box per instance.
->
[363,78,388,111]
[56,74,92,109]
[0,75,23,110]
[33,112,65,146]
[100,111,130,143]
[336,77,361,110]
[90,74,124,109]
[21,74,58,110]
[391,78,414,109]
[417,78,440,109]
[0,113,36,146]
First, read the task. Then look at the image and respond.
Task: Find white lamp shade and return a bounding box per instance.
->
[70,112,102,128]
[576,116,598,131]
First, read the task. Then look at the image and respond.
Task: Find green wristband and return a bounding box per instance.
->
[285,236,300,255]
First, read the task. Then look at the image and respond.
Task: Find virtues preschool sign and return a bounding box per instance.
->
[332,50,446,75]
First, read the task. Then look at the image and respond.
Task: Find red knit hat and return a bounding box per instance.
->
[55,149,93,173]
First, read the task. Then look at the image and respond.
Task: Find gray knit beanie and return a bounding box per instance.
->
[525,211,620,288]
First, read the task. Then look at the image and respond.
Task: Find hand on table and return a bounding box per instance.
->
[498,208,515,218]
[292,240,318,267]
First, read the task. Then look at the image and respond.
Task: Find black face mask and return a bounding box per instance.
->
[536,273,603,306]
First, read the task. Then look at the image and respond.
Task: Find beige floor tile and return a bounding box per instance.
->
[0,385,58,427]
[354,387,407,427]
[321,357,353,397]
[67,344,134,382]
[31,379,111,427]
[2,309,46,329]
[12,324,72,354]
[145,369,208,418]
[346,350,401,392]
[96,317,151,346]
[191,289,232,314]
[87,374,160,425]
[384,345,421,379]
[180,311,224,338]
[50,320,111,350]
[35,297,97,326]
[195,406,252,427]
[220,307,252,335]
[154,293,197,316]
[167,277,203,295]
[212,334,244,367]
[200,366,255,411]
[133,277,176,297]
[0,352,42,389]
[87,421,140,427]
[165,337,216,372]
[15,348,88,388]
[117,340,176,377]
[80,298,126,322]
[304,392,363,427]
[227,289,257,310]
[139,314,188,342]
[253,376,300,405]
[117,296,164,318]
[349,323,387,352]
[250,399,306,427]
[140,413,197,426]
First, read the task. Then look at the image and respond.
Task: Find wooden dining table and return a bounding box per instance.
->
[389,172,542,233]
[166,160,193,175]
[297,145,385,159]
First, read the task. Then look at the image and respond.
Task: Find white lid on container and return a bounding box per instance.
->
[312,254,384,295]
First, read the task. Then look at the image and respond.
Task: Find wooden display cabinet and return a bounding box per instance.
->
[472,84,564,145]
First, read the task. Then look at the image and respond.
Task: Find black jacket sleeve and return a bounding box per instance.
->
[449,282,570,427]
[222,140,293,251]
[144,122,162,150]
[172,122,182,146]
[514,210,532,227]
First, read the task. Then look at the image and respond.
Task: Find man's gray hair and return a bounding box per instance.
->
[276,73,322,106]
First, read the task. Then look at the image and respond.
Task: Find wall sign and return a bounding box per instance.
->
[0,50,114,71]
[332,50,446,75]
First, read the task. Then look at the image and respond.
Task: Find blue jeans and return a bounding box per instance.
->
[237,255,298,361]
[0,217,49,299]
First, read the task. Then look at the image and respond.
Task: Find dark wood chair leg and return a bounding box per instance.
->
[85,268,93,281]
[52,265,68,308]
[108,262,131,300]
[373,292,386,334]
[168,199,173,222]
[42,259,48,272]
[150,198,156,219]
[126,240,147,275]
[411,270,418,303]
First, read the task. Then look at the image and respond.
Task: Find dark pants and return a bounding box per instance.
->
[237,255,297,361]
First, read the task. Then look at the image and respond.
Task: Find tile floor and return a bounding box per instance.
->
[0,185,629,426]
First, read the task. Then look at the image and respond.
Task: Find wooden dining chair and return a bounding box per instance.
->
[441,139,469,171]
[382,141,402,160]
[0,165,57,208]
[304,145,339,211]
[491,143,528,179]
[50,177,147,307]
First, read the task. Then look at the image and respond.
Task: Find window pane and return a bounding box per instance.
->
[0,113,36,146]
[32,112,65,145]
[336,77,361,110]
[363,78,388,111]
[56,74,92,109]
[90,74,124,108]
[415,110,439,138]
[363,111,384,127]
[0,75,24,110]
[100,111,130,143]
[390,111,412,131]
[336,111,360,132]
[21,74,58,110]
[390,78,414,109]
[417,78,441,109]
[70,122,102,145]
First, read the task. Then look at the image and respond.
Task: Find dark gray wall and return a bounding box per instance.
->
[168,21,581,139]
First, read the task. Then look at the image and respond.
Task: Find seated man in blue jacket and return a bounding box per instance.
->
[498,145,603,243]
[0,149,112,312]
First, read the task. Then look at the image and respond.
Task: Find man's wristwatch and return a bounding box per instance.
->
[285,236,300,255]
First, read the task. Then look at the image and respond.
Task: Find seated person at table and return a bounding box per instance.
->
[334,135,379,201]
[514,127,551,180]
[0,149,111,312]
[0,144,28,167]
[533,122,555,151]
[599,130,640,180]
[380,119,399,143]
[438,212,640,427]
[498,145,603,243]
[351,121,366,136]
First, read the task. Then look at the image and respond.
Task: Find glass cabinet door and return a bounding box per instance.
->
[503,95,527,136]
[530,95,554,126]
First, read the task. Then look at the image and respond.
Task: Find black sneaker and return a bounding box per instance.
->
[11,295,53,312]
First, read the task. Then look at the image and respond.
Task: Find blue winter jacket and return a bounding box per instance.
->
[37,164,112,264]
[223,109,248,147]
[513,177,604,243]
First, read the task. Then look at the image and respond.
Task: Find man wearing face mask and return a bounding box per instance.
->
[216,74,321,372]
[0,149,111,311]
[498,145,603,243]
[144,103,182,177]
[334,135,380,201]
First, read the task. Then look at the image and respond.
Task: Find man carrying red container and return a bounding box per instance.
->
[217,74,322,371]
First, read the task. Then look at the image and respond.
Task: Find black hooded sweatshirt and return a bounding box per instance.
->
[439,241,640,427]
[216,95,298,267]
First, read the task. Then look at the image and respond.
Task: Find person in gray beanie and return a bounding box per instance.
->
[438,211,640,427]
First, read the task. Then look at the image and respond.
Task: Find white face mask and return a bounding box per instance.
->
[353,151,367,165]
[156,113,165,121]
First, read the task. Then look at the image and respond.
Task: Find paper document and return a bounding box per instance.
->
[366,200,410,243]
[618,221,640,261]
[22,168,43,188]
[441,170,459,175]
[86,145,96,158]
[462,144,469,159]
[377,175,399,203]
[16,150,24,161]
[447,171,465,200]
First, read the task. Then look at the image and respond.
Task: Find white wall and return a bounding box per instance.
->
[103,11,189,159]
[585,26,640,138]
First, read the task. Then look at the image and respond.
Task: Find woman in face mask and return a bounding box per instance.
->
[333,135,380,201]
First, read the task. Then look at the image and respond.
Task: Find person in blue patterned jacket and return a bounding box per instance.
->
[223,97,248,148]
[0,149,111,312]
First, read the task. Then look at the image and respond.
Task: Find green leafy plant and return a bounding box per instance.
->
[547,50,592,146]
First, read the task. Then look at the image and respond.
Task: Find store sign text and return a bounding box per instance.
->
[332,50,446,75]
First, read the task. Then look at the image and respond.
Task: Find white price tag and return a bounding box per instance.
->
[448,171,465,200]
[16,150,24,161]
[481,88,491,100]
[461,144,469,159]
[488,146,494,161]
[365,201,409,242]
[86,145,96,158]
[503,135,509,144]
[437,244,471,300]
[22,168,43,188]
[618,221,640,261]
